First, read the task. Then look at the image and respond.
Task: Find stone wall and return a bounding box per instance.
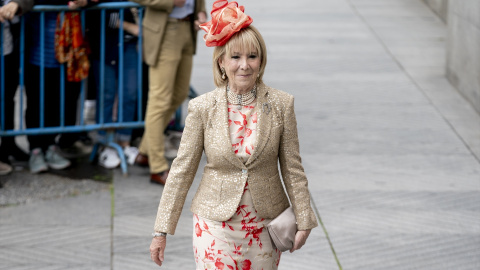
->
[422,0,448,22]
[446,1,480,113]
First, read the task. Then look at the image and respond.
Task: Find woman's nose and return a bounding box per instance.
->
[239,57,248,69]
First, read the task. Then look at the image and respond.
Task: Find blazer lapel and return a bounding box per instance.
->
[246,84,272,166]
[212,87,246,169]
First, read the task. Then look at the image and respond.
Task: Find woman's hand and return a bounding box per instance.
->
[194,11,207,31]
[150,236,167,267]
[68,0,88,10]
[0,2,19,22]
[122,21,139,36]
[289,229,311,253]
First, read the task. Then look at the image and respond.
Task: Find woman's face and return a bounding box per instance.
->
[218,47,261,94]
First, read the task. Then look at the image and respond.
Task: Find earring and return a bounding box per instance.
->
[221,67,226,80]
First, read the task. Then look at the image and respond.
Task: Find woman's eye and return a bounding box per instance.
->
[231,56,240,59]
[249,55,258,59]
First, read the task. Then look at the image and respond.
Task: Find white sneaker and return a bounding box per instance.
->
[29,148,49,174]
[0,161,12,175]
[98,147,121,169]
[45,145,71,170]
[164,131,181,159]
[123,146,139,165]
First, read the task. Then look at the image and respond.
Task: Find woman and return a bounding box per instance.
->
[0,0,34,174]
[23,0,91,173]
[149,1,318,269]
[87,1,141,168]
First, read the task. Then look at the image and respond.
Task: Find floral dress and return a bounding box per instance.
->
[193,102,282,270]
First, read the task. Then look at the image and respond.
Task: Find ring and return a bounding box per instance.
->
[6,12,11,16]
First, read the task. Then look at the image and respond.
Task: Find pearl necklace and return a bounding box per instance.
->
[227,84,257,110]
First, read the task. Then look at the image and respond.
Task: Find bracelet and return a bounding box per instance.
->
[152,232,167,238]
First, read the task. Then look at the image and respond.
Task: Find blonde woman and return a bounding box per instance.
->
[149,1,318,269]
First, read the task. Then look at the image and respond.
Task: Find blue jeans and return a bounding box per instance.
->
[93,42,139,143]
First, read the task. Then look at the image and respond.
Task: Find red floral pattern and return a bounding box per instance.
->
[193,105,280,269]
[228,104,257,163]
[193,183,281,270]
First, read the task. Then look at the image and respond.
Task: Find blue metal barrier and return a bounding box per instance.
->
[0,2,197,174]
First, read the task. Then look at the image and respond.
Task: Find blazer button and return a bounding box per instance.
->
[242,169,248,174]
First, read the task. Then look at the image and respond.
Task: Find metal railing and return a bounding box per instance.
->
[0,2,196,174]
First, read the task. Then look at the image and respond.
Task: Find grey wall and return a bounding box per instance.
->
[446,1,480,114]
[422,0,448,22]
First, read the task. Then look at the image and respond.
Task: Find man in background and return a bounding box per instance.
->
[130,0,206,184]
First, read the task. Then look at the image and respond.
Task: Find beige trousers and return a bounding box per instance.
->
[139,20,194,174]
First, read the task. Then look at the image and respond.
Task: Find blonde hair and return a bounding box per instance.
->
[212,25,267,87]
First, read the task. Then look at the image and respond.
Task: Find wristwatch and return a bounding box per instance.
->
[152,232,167,238]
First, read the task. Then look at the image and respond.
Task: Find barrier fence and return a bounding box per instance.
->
[0,2,195,174]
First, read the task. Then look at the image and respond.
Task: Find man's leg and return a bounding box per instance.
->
[144,21,186,174]
[162,23,194,130]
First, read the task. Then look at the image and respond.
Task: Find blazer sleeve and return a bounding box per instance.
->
[153,98,205,235]
[278,95,318,231]
[195,0,206,15]
[129,0,174,13]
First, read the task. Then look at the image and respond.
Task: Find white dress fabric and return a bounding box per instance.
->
[193,102,282,270]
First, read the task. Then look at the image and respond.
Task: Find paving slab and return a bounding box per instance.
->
[0,189,111,270]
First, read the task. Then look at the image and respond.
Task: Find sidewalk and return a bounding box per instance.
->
[1,0,480,269]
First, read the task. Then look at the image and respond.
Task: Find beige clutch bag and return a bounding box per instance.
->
[266,207,297,252]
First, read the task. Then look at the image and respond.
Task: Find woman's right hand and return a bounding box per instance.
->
[122,21,139,36]
[67,0,88,10]
[150,236,167,267]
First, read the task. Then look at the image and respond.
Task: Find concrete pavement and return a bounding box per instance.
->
[1,0,480,269]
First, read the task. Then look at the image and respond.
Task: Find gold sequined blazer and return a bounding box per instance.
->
[154,83,318,235]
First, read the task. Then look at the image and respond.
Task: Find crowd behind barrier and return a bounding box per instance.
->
[0,2,196,174]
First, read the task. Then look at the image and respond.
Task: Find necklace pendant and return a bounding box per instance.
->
[237,105,242,110]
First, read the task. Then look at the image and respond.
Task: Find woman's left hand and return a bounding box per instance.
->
[289,229,311,253]
[0,2,19,22]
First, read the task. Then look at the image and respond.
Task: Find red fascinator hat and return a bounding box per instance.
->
[199,0,253,47]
